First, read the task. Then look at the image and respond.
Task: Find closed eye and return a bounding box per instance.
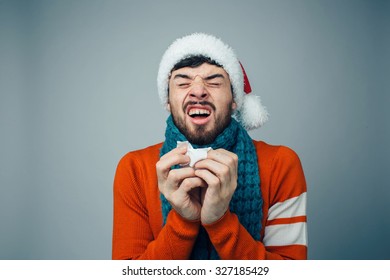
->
[207,82,222,86]
[205,79,224,87]
[204,74,225,87]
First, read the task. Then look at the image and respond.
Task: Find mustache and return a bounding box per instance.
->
[183,101,216,112]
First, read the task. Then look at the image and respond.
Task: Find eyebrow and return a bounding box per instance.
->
[173,74,192,80]
[173,73,225,80]
[204,74,225,80]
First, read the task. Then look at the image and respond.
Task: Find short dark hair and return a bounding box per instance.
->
[171,55,222,72]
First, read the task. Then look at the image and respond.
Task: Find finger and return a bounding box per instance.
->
[160,167,195,199]
[160,145,187,161]
[156,146,190,177]
[160,145,189,164]
[207,149,238,170]
[165,167,195,191]
[178,177,207,194]
[194,169,220,189]
[194,159,231,184]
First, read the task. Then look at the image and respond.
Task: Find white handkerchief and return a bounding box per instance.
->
[177,141,211,167]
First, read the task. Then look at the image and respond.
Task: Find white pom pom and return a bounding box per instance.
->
[239,94,269,130]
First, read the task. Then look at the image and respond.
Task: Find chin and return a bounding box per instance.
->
[172,113,231,146]
[185,126,218,146]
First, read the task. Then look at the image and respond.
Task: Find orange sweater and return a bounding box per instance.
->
[112,140,307,260]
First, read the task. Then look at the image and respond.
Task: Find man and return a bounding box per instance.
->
[112,33,307,260]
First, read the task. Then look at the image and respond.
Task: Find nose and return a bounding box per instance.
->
[189,76,208,100]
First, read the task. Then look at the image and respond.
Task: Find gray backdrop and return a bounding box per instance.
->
[1,0,389,260]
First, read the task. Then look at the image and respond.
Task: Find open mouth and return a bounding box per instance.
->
[188,108,211,119]
[184,102,215,125]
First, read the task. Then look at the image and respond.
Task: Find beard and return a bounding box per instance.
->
[171,101,234,146]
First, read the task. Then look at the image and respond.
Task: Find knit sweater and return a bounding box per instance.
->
[112,140,307,260]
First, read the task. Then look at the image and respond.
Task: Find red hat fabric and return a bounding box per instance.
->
[239,62,252,94]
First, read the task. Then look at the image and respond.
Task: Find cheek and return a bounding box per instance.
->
[167,96,184,115]
[168,91,187,111]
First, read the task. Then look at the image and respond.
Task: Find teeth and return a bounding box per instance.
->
[189,109,210,116]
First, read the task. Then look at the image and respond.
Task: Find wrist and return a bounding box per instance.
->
[201,209,229,225]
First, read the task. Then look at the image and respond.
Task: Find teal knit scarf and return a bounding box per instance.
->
[160,115,262,259]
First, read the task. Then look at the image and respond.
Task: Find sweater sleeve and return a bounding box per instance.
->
[204,145,307,260]
[112,152,200,260]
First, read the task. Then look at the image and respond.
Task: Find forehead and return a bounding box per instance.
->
[170,63,229,79]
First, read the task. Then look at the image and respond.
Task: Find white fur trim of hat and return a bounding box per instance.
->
[157,33,269,130]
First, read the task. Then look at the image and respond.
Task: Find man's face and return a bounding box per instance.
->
[168,63,237,145]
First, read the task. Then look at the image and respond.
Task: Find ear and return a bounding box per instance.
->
[166,102,171,112]
[231,101,237,111]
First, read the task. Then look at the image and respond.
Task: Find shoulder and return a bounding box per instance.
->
[115,143,163,182]
[253,140,306,203]
[114,143,162,192]
[253,140,302,170]
[118,143,163,167]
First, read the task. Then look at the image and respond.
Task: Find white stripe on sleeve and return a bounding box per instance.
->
[268,192,307,221]
[263,222,308,247]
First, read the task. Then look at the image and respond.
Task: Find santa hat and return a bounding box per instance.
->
[157,33,269,130]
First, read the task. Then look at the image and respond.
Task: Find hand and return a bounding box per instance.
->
[156,145,207,221]
[193,149,238,224]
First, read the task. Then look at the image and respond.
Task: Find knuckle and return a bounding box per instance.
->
[225,157,235,166]
[155,161,163,172]
[180,178,191,188]
[210,176,220,186]
[173,153,183,163]
[168,169,179,182]
[220,165,229,175]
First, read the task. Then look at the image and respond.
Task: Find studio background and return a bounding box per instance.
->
[1,0,389,259]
